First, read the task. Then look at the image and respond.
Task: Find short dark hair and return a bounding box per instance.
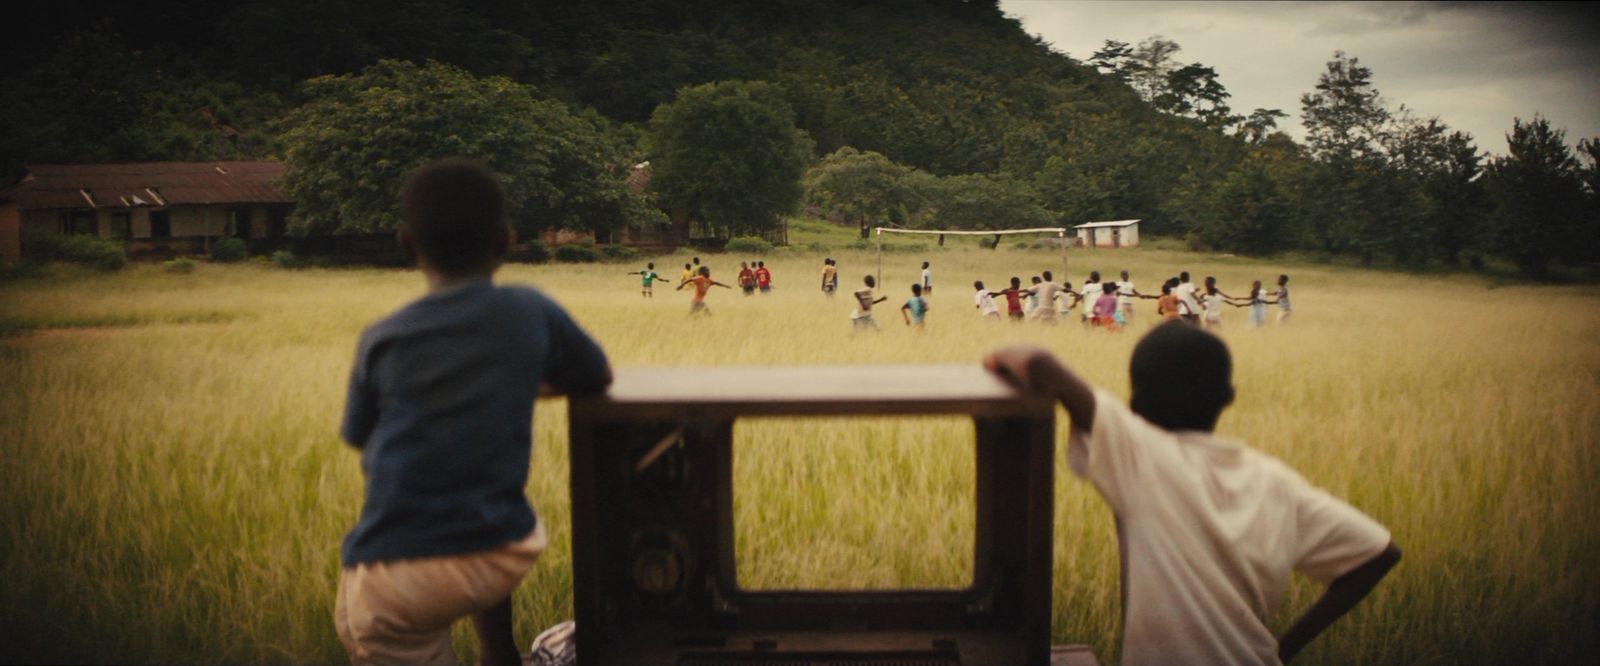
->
[1180,271,1191,282]
[974,280,985,290]
[1043,270,1053,281]
[400,158,508,276]
[865,275,876,287]
[1129,321,1234,431]
[911,283,922,295]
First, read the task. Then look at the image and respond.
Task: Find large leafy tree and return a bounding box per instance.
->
[927,173,1052,231]
[1483,116,1585,278]
[1386,113,1484,266]
[645,80,813,235]
[1575,137,1600,266]
[277,60,656,237]
[802,147,926,238]
[1299,52,1395,260]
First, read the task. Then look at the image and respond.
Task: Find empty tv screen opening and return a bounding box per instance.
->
[732,416,976,592]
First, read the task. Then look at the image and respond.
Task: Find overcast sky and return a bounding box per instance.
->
[999,1,1600,155]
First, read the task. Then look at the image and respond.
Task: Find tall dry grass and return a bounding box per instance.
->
[1,247,1596,664]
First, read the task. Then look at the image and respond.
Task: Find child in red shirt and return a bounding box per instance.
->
[754,261,773,293]
[999,277,1027,322]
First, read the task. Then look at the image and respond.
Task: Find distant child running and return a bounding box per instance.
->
[1231,280,1276,327]
[921,261,933,295]
[755,261,773,294]
[1026,276,1043,318]
[1092,282,1120,329]
[1201,282,1226,329]
[852,275,889,330]
[1271,274,1292,324]
[1156,279,1182,322]
[974,281,1001,320]
[1118,270,1145,321]
[1060,281,1081,320]
[337,159,612,666]
[675,266,731,316]
[985,324,1400,666]
[737,262,756,296]
[1080,271,1103,324]
[821,258,838,296]
[628,262,665,298]
[1030,271,1065,324]
[679,262,696,288]
[1175,272,1201,325]
[902,283,930,329]
[999,277,1027,322]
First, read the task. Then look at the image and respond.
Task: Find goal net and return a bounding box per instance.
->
[872,226,1072,289]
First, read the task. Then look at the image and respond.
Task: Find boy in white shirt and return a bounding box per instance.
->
[1174,271,1201,324]
[972,281,1000,319]
[985,322,1400,665]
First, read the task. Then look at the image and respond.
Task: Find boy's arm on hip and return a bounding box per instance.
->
[1277,541,1402,663]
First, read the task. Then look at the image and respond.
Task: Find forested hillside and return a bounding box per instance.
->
[3,0,1595,276]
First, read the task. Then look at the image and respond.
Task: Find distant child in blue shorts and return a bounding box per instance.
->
[336,159,612,666]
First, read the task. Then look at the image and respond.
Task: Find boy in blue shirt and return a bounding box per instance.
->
[901,283,929,328]
[335,159,612,666]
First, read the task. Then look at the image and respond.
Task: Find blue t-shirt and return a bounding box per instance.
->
[905,296,928,322]
[340,281,610,565]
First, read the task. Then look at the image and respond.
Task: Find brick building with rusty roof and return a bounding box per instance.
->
[0,161,294,264]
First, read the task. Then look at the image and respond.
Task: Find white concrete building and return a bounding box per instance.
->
[1073,219,1140,248]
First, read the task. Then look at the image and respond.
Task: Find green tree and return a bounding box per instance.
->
[1299,52,1394,260]
[926,173,1052,231]
[276,60,654,237]
[1236,108,1289,145]
[644,80,813,236]
[1386,113,1484,266]
[802,147,926,238]
[1575,137,1600,266]
[1484,116,1585,278]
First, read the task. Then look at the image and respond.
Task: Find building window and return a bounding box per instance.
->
[61,210,97,235]
[150,211,171,238]
[110,212,132,239]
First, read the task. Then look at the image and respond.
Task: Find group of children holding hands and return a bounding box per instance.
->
[344,159,1392,666]
[649,256,1296,333]
[966,268,1293,331]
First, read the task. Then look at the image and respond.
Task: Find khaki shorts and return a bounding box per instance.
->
[334,522,548,666]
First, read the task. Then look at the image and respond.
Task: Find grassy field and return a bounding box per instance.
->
[2,235,1598,664]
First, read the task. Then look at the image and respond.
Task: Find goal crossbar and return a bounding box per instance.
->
[876,227,1069,237]
[873,226,1071,289]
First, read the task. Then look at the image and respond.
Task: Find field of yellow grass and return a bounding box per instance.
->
[2,242,1597,664]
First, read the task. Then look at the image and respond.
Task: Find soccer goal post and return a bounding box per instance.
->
[874,227,1072,291]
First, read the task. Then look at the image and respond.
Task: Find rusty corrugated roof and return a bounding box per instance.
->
[0,161,291,211]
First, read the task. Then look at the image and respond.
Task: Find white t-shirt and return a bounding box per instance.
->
[1030,282,1063,320]
[1080,282,1101,318]
[1118,280,1135,308]
[1203,292,1224,322]
[922,268,932,288]
[974,289,999,316]
[1071,389,1390,666]
[1175,281,1200,316]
